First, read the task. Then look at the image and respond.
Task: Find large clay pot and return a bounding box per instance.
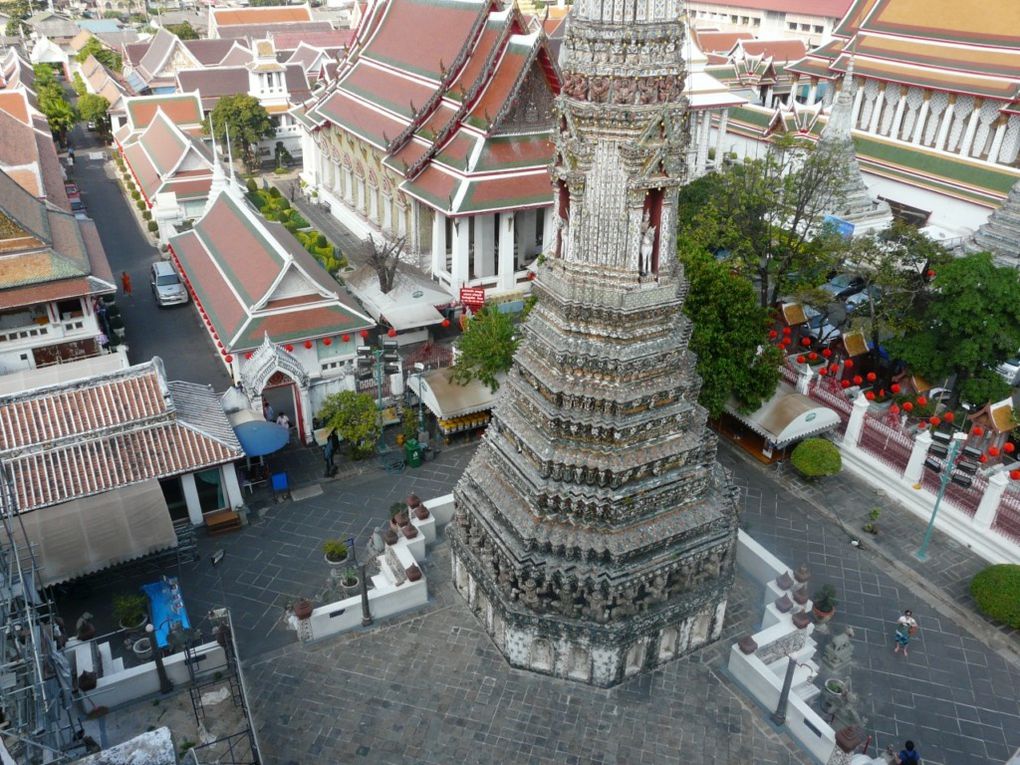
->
[414,504,430,521]
[401,524,418,539]
[132,637,154,662]
[293,599,314,619]
[383,528,398,546]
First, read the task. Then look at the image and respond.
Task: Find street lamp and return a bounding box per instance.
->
[411,362,426,432]
[771,655,816,726]
[916,431,976,561]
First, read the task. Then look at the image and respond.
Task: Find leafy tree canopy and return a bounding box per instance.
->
[4,0,29,36]
[78,93,110,130]
[165,21,199,39]
[205,94,274,173]
[450,304,518,392]
[32,65,77,139]
[885,252,1020,406]
[317,391,381,459]
[76,37,123,73]
[679,244,782,418]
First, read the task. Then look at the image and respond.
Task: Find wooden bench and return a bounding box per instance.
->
[204,510,241,535]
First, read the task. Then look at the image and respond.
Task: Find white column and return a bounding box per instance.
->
[181,473,203,526]
[431,211,446,275]
[988,120,1007,162]
[806,80,818,105]
[843,394,870,448]
[935,102,954,151]
[974,471,1009,531]
[696,111,711,175]
[904,430,932,485]
[959,107,981,157]
[541,207,554,253]
[497,211,515,291]
[851,84,865,127]
[795,363,813,395]
[475,214,495,278]
[714,109,729,164]
[912,99,930,144]
[868,86,884,133]
[451,217,470,289]
[890,94,907,139]
[299,386,313,443]
[222,464,243,510]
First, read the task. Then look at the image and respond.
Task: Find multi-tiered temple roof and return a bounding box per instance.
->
[296,0,559,217]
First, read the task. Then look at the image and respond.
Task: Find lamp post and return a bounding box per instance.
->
[145,622,174,694]
[916,431,976,561]
[771,655,815,726]
[412,362,426,432]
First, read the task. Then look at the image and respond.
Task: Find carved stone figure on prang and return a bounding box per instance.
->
[563,72,587,100]
[638,77,658,104]
[589,76,611,103]
[615,77,637,105]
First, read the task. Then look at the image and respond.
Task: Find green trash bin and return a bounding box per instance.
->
[405,438,422,468]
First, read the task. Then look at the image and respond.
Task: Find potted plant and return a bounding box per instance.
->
[863,507,881,535]
[132,636,153,662]
[113,593,148,632]
[322,539,349,567]
[812,584,837,622]
[790,438,842,480]
[340,568,360,594]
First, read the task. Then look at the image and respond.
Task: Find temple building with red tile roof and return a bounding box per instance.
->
[0,357,247,575]
[0,167,117,379]
[296,0,561,302]
[207,3,329,40]
[167,183,374,443]
[121,27,253,94]
[112,91,206,143]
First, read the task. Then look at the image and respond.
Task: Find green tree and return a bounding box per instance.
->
[449,304,517,392]
[205,94,274,173]
[165,21,199,39]
[78,93,110,132]
[676,132,850,308]
[679,245,782,418]
[5,0,30,36]
[33,65,78,141]
[885,252,1020,406]
[72,71,88,96]
[317,391,381,459]
[76,38,123,73]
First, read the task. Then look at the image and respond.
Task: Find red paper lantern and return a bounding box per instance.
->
[890,404,900,415]
[808,352,818,361]
[1011,469,1020,480]
[865,391,875,400]
[844,359,854,369]
[902,401,913,412]
[285,344,294,353]
[782,327,792,336]
[841,380,850,389]
[769,330,778,339]
[781,338,792,347]
[866,372,877,382]
[878,389,886,398]
[304,340,313,349]
[220,347,227,356]
[797,355,806,364]
[972,426,984,437]
[441,319,451,328]
[224,354,233,363]
[943,411,954,423]
[245,352,253,360]
[360,329,369,339]
[980,455,989,464]
[819,367,828,376]
[342,334,350,343]
[800,337,811,347]
[852,375,863,385]
[828,363,838,373]
[527,272,536,281]
[890,383,901,394]
[324,337,333,346]
[387,327,398,337]
[929,416,941,426]
[216,340,223,348]
[927,269,936,278]
[988,446,1000,457]
[822,348,832,358]
[917,396,928,406]
[1005,442,1016,454]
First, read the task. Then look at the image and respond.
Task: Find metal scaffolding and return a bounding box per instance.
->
[0,463,85,764]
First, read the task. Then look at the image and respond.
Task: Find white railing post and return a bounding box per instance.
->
[974,471,1009,531]
[904,429,932,485]
[843,394,870,448]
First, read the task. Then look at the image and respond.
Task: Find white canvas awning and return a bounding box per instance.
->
[383,302,445,331]
[727,383,840,448]
[12,480,177,587]
[409,369,501,420]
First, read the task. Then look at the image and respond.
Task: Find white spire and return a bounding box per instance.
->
[204,115,228,217]
[223,122,243,199]
[820,56,856,144]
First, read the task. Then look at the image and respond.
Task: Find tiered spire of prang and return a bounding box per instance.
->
[447,0,739,687]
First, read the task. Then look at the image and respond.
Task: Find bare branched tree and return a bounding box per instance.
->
[368,235,405,294]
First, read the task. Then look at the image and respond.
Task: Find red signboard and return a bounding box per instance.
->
[460,287,486,310]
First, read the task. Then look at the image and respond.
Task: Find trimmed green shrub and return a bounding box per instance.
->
[142,210,151,221]
[315,233,327,248]
[131,189,140,200]
[135,199,145,211]
[147,220,159,232]
[269,186,281,198]
[246,177,258,193]
[790,438,841,478]
[278,197,290,211]
[971,564,1020,628]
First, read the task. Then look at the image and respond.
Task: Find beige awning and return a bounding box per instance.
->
[12,480,177,587]
[409,369,501,420]
[383,302,445,331]
[727,383,840,448]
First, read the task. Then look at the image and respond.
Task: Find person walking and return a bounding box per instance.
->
[263,400,275,422]
[893,610,918,657]
[896,739,920,764]
[120,271,132,296]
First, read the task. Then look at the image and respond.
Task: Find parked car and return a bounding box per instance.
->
[997,354,1020,387]
[64,182,86,215]
[844,286,882,313]
[803,305,842,344]
[150,261,188,307]
[818,273,865,299]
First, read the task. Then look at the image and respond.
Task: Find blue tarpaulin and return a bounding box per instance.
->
[233,420,290,457]
[142,578,191,649]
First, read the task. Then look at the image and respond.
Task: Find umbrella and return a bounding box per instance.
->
[229,409,290,457]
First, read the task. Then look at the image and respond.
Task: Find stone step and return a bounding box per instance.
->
[73,642,93,676]
[794,679,821,703]
[110,657,125,675]
[97,642,113,676]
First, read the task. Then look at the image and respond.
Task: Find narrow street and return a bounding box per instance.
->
[68,126,230,389]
